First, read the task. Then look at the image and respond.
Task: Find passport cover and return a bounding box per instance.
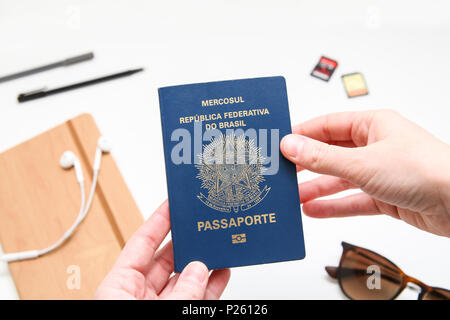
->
[158,76,305,272]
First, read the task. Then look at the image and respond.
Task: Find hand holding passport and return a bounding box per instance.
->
[158,77,306,272]
[97,76,305,300]
[96,78,450,300]
[95,200,231,299]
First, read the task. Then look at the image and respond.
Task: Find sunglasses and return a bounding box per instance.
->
[326,242,450,300]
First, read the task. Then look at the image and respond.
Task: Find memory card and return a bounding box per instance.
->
[311,56,338,81]
[341,72,369,98]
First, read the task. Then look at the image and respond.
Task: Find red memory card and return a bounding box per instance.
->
[311,56,338,81]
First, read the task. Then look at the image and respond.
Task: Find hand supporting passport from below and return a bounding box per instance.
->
[95,109,450,300]
[95,200,231,300]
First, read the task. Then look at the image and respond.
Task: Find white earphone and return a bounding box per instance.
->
[0,137,111,263]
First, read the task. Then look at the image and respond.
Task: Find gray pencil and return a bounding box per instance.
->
[0,52,94,84]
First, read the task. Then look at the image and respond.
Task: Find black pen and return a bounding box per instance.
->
[18,68,144,103]
[0,52,94,84]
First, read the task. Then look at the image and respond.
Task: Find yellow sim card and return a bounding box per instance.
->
[341,73,369,98]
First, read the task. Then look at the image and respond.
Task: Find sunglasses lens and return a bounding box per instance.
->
[422,288,450,300]
[339,249,403,300]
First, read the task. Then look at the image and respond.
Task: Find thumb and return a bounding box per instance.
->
[169,261,209,300]
[281,134,366,184]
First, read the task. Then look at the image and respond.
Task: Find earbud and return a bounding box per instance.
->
[98,136,112,153]
[60,151,83,183]
[94,136,111,171]
[59,150,76,169]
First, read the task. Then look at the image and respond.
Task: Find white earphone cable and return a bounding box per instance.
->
[82,169,99,221]
[0,138,108,263]
[0,177,88,262]
[38,180,86,256]
[20,169,99,259]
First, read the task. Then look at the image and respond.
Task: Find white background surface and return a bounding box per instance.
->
[0,0,449,299]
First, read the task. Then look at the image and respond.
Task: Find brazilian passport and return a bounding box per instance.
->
[158,76,305,272]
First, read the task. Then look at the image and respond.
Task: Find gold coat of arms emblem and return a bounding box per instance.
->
[196,133,270,213]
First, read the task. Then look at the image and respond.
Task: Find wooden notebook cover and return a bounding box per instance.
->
[0,113,143,299]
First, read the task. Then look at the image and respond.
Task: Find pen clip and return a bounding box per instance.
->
[20,87,47,97]
[63,52,94,66]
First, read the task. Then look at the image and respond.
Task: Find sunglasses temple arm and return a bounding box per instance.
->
[325,266,339,279]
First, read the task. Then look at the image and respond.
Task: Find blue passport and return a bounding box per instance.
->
[158,76,305,272]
